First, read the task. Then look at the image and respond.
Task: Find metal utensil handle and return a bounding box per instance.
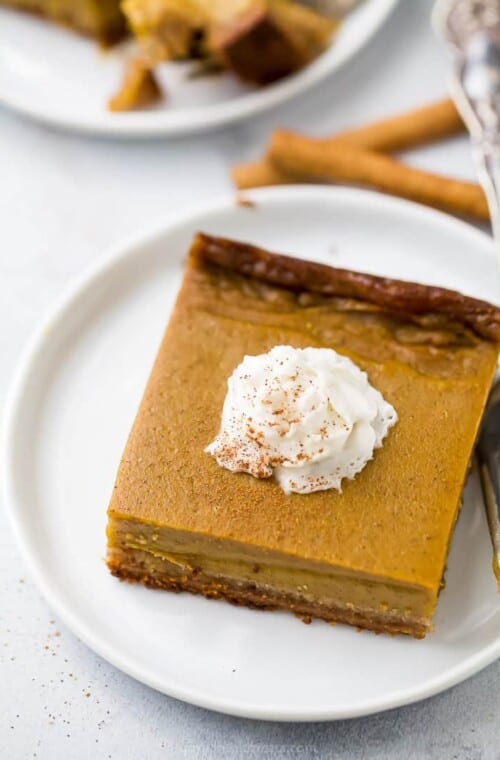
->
[474,131,500,585]
[434,0,500,588]
[475,141,500,587]
[473,138,500,248]
[478,454,500,583]
[447,64,500,247]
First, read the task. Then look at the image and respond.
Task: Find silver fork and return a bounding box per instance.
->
[434,0,500,587]
[477,383,500,586]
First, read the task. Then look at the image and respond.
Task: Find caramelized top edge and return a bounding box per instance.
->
[189,232,500,342]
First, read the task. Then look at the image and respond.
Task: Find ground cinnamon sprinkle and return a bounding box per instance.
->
[235,195,257,208]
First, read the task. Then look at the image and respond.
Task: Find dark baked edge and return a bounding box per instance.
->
[190,232,500,342]
[107,546,429,639]
[2,1,127,44]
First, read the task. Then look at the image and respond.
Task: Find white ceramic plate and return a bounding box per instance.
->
[0,0,397,137]
[4,186,500,721]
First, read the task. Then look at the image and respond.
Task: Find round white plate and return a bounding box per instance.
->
[4,186,500,721]
[0,0,397,137]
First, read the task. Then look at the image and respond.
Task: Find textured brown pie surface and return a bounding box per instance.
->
[107,233,500,636]
[1,0,125,43]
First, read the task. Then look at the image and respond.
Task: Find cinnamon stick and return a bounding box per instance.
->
[232,98,464,190]
[268,130,488,222]
[232,157,301,189]
[232,159,298,189]
[323,97,464,153]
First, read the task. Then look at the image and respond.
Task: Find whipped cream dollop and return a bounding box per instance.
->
[205,345,397,494]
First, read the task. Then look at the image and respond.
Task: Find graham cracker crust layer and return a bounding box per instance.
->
[107,547,429,639]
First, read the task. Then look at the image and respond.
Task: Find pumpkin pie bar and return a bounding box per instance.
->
[106,233,500,637]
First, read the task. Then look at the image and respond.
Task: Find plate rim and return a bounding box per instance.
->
[0,0,399,138]
[3,185,500,721]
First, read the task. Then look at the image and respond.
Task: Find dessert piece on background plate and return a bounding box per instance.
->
[106,233,500,638]
[0,0,125,43]
[112,0,338,109]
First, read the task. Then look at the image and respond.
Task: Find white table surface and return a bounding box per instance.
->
[2,2,499,758]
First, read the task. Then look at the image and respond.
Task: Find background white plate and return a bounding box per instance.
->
[4,186,500,721]
[0,0,397,137]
